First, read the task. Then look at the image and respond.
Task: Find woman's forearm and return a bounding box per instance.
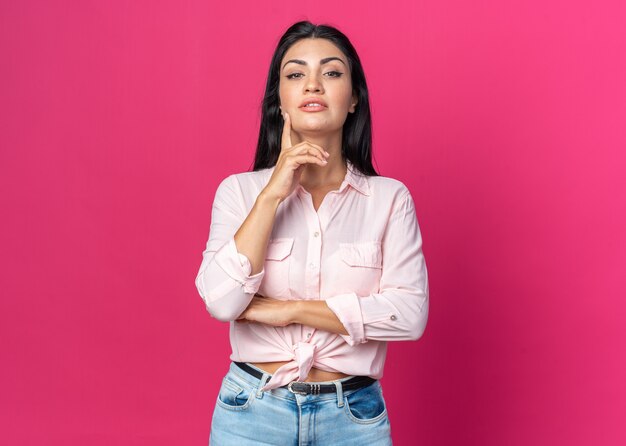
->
[233,191,282,275]
[289,300,349,336]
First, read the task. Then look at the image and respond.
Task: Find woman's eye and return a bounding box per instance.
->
[285,71,344,80]
[326,71,343,77]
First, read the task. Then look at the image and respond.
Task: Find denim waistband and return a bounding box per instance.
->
[225,361,373,406]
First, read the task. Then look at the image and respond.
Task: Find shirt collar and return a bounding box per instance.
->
[341,159,371,196]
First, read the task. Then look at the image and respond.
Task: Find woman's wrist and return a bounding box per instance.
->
[256,189,282,212]
[287,300,303,325]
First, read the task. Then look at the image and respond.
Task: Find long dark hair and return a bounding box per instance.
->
[251,21,379,177]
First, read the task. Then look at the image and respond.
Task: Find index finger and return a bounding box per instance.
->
[281,111,292,152]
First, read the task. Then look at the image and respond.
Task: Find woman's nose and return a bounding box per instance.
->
[304,74,324,93]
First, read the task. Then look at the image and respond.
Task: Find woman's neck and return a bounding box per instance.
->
[291,130,346,189]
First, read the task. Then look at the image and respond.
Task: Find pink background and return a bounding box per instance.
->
[1,1,625,444]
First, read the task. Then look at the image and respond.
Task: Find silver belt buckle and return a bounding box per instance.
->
[288,381,308,395]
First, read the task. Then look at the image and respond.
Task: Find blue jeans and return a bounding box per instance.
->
[209,361,393,445]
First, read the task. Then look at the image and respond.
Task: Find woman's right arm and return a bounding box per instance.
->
[195,112,329,322]
[194,176,281,322]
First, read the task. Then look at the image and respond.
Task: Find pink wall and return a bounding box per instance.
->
[1,1,624,444]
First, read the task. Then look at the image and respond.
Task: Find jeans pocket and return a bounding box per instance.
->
[216,373,255,411]
[343,381,388,424]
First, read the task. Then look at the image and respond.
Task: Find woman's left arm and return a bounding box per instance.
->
[323,190,429,346]
[237,296,349,336]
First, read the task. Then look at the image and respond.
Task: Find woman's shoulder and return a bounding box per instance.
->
[215,166,274,200]
[365,172,411,200]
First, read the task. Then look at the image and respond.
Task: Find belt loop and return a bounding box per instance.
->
[256,372,270,399]
[334,380,344,407]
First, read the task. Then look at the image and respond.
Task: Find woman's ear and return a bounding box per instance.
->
[350,92,358,113]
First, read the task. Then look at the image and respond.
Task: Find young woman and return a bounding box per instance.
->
[195,20,429,445]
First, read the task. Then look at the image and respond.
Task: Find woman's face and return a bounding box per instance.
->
[278,38,357,136]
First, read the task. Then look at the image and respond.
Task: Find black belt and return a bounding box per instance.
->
[234,361,376,395]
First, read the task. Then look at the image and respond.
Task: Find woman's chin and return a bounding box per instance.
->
[293,120,337,135]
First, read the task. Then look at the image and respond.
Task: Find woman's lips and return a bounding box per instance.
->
[299,104,327,112]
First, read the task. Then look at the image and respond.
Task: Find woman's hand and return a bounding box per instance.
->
[236,293,296,327]
[261,112,331,203]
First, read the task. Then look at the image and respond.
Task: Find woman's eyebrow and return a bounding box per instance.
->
[282,57,346,71]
